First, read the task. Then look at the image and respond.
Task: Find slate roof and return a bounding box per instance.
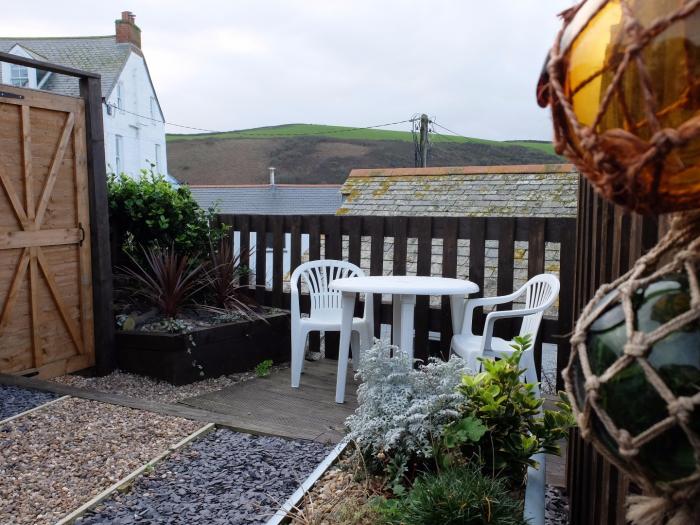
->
[0,36,134,98]
[189,185,343,215]
[337,164,578,218]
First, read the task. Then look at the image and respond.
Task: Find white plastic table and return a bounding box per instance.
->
[329,276,479,403]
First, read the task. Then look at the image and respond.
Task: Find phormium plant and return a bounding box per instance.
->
[201,239,263,322]
[119,245,204,318]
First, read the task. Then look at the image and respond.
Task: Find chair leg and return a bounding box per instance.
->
[291,327,309,388]
[523,350,540,397]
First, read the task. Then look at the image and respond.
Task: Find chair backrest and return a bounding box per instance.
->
[518,274,560,339]
[290,260,365,315]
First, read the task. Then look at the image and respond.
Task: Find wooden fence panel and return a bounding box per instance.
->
[218,214,576,380]
[0,86,95,377]
[567,176,659,525]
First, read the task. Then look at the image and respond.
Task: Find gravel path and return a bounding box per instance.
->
[0,397,201,525]
[0,385,59,420]
[546,486,570,525]
[78,428,332,525]
[52,366,288,404]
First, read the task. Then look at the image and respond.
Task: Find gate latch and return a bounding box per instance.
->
[78,223,86,247]
[0,91,24,100]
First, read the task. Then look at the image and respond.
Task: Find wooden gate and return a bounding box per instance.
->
[0,86,95,377]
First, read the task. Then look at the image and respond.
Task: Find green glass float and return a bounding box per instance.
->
[570,273,700,484]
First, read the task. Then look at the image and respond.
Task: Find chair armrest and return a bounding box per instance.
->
[461,291,523,336]
[481,307,544,352]
[290,285,301,322]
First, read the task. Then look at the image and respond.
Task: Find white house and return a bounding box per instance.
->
[0,11,169,180]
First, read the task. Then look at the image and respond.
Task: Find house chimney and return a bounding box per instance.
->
[269,167,276,186]
[115,11,141,48]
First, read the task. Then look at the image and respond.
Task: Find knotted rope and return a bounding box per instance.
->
[563,211,700,525]
[546,0,700,214]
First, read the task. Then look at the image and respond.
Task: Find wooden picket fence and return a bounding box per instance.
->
[218,213,576,388]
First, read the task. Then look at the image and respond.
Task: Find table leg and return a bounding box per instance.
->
[335,291,356,404]
[392,296,401,348]
[449,294,466,336]
[399,294,416,361]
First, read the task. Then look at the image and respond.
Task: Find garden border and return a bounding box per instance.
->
[0,395,70,426]
[265,438,349,525]
[265,442,546,525]
[53,423,215,525]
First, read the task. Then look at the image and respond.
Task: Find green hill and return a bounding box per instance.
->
[166,123,563,186]
[166,123,557,156]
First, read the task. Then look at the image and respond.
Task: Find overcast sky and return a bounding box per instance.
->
[2,1,575,140]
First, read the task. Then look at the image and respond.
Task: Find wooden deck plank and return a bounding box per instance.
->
[0,359,358,444]
[180,359,358,442]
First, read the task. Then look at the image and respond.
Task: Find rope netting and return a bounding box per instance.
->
[546,0,700,214]
[563,211,700,525]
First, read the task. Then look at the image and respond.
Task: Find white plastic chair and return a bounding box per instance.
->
[290,260,373,388]
[450,274,560,388]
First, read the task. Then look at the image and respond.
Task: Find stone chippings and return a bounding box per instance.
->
[78,428,332,525]
[0,385,58,420]
[0,397,202,525]
[545,486,570,525]
[52,368,272,404]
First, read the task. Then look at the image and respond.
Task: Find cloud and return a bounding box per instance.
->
[1,0,575,140]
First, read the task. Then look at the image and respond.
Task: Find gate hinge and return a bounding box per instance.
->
[0,91,24,100]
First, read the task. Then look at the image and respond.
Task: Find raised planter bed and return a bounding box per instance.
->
[117,312,291,385]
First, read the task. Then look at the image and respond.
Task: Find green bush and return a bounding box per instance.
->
[442,335,574,489]
[374,465,526,525]
[108,170,225,259]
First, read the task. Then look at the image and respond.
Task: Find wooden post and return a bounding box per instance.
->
[79,76,115,375]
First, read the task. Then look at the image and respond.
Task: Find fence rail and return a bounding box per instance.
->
[218,214,576,388]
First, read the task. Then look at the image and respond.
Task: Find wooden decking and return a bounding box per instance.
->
[180,359,358,443]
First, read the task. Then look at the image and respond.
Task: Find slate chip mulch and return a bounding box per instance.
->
[0,385,58,420]
[78,428,332,525]
[546,486,570,525]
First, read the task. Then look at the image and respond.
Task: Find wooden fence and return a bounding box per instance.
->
[567,176,660,524]
[218,214,576,388]
[0,52,114,377]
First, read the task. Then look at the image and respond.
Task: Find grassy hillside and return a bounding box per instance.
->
[167,123,557,156]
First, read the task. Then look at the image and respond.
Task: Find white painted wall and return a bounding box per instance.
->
[103,52,168,179]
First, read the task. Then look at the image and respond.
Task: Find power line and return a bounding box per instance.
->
[431,121,472,141]
[105,102,413,138]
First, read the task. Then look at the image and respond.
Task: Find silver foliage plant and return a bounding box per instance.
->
[346,339,469,459]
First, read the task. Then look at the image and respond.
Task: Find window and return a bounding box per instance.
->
[115,135,123,174]
[154,144,161,173]
[10,64,29,87]
[150,97,157,122]
[116,82,124,110]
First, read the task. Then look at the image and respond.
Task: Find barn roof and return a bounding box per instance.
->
[189,184,343,215]
[337,164,578,217]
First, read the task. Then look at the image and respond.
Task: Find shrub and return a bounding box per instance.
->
[443,335,574,489]
[119,245,204,318]
[373,465,527,525]
[108,170,225,259]
[254,359,273,378]
[346,340,468,487]
[200,239,262,321]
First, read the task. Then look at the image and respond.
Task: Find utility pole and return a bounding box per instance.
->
[419,114,430,167]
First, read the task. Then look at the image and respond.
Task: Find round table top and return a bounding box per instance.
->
[329,275,479,295]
